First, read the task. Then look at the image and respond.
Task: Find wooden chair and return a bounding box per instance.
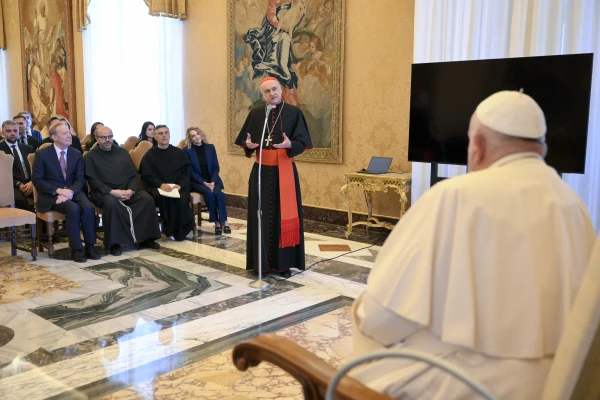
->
[129,141,151,170]
[540,236,600,400]
[233,236,600,400]
[129,142,165,233]
[0,153,37,260]
[190,192,204,238]
[82,151,104,243]
[132,140,153,159]
[38,142,52,150]
[121,136,139,152]
[82,134,92,146]
[177,139,186,149]
[233,334,391,400]
[28,153,66,257]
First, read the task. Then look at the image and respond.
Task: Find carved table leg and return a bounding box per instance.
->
[400,190,408,219]
[365,190,373,234]
[341,183,353,239]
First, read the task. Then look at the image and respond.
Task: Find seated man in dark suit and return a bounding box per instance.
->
[38,116,84,153]
[0,120,34,211]
[32,122,101,263]
[18,111,43,143]
[14,114,39,149]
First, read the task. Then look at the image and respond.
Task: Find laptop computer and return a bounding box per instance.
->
[359,157,393,174]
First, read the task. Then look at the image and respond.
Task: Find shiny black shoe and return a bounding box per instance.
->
[215,226,222,235]
[223,226,231,234]
[109,244,122,256]
[280,270,292,278]
[140,240,160,250]
[85,246,101,260]
[72,249,87,263]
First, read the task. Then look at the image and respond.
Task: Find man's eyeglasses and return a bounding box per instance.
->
[97,135,113,141]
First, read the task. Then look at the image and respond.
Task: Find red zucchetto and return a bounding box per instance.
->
[261,76,278,84]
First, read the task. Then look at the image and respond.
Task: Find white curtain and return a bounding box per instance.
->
[413,0,600,229]
[0,51,8,122]
[83,0,184,143]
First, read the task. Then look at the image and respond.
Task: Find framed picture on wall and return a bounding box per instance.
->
[227,0,344,163]
[19,0,76,132]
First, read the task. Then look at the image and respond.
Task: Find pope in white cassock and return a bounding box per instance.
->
[350,90,596,399]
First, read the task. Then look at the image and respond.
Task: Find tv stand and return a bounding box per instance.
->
[429,163,448,187]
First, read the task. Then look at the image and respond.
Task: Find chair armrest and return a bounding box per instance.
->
[326,349,496,400]
[232,334,392,400]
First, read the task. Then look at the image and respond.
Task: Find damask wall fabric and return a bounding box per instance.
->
[184,0,414,218]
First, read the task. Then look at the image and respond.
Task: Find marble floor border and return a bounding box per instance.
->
[0,279,302,377]
[49,296,353,400]
[186,234,377,284]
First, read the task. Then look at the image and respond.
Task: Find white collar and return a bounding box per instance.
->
[53,143,68,158]
[488,152,542,169]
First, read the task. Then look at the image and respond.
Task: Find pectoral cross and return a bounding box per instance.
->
[265,134,273,147]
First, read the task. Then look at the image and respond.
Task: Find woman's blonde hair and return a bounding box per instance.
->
[185,126,209,148]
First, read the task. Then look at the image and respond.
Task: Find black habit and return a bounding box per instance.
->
[235,102,312,274]
[139,145,195,241]
[85,144,161,247]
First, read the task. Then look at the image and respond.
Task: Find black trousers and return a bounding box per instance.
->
[14,188,34,212]
[190,182,228,223]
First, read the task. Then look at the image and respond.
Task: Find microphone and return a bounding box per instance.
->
[266,104,274,114]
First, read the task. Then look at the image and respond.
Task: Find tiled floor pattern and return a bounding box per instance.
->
[101,306,353,400]
[0,212,384,399]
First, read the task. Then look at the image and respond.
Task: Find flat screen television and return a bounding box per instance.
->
[408,54,594,174]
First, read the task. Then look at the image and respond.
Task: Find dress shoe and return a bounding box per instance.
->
[215,226,222,235]
[223,226,231,234]
[109,244,122,256]
[85,246,101,260]
[71,249,87,263]
[280,270,292,278]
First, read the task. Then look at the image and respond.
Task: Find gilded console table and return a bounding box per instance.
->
[340,172,412,238]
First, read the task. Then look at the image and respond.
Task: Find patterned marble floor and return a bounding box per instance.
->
[0,213,385,399]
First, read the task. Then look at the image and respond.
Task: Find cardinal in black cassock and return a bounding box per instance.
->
[84,131,161,255]
[139,126,195,241]
[235,76,312,277]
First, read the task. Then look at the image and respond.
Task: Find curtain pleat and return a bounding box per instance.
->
[73,0,91,31]
[0,0,6,50]
[144,0,186,20]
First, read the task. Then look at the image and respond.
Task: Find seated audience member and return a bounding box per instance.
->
[85,126,161,256]
[183,127,231,234]
[14,114,39,148]
[139,124,195,241]
[32,122,101,262]
[85,122,104,151]
[38,116,84,153]
[18,111,43,142]
[350,90,596,399]
[136,121,157,147]
[0,120,34,211]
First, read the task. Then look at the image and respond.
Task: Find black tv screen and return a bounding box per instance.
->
[408,54,594,174]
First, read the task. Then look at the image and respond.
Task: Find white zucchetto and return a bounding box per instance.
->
[475,90,546,139]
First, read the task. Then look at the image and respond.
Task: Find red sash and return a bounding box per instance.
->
[256,149,300,248]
